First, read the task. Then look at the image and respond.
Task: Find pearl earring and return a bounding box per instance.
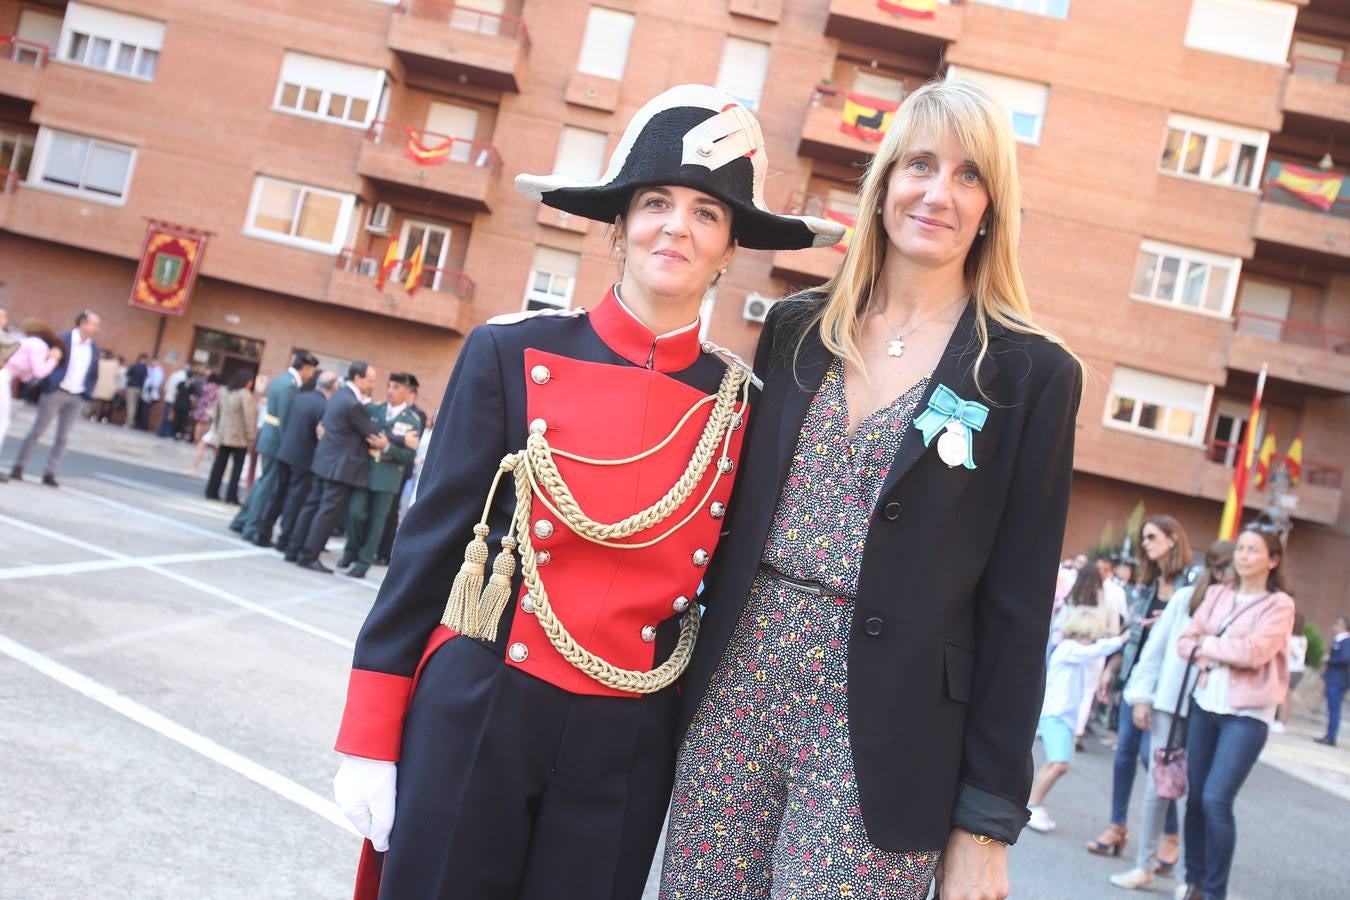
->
[978,225,988,236]
[876,206,883,215]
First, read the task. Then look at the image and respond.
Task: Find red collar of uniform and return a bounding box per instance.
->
[589,286,702,372]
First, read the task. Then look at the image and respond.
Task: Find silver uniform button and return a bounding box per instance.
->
[672,596,690,613]
[530,365,551,385]
[730,412,744,430]
[696,140,714,157]
[529,418,547,435]
[717,456,734,474]
[520,594,535,614]
[692,548,709,567]
[710,501,726,519]
[508,642,529,662]
[641,625,657,643]
[534,519,554,540]
[536,549,551,566]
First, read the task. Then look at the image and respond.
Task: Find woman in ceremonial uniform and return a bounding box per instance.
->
[661,79,1083,900]
[331,84,843,900]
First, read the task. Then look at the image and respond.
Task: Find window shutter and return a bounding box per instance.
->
[715,38,770,110]
[1184,0,1296,65]
[577,8,635,80]
[554,127,608,182]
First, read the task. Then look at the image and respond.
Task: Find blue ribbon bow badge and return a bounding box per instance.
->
[914,384,990,470]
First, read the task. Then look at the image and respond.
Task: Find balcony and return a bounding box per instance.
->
[770,191,849,286]
[1283,56,1350,126]
[1226,312,1350,395]
[1254,160,1350,260]
[825,0,962,56]
[1202,440,1342,527]
[357,121,501,212]
[799,84,895,168]
[0,35,47,102]
[328,249,472,332]
[729,0,783,22]
[386,0,530,92]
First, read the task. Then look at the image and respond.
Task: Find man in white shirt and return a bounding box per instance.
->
[10,310,102,488]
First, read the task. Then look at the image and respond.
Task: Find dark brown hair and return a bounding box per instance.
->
[1136,514,1193,586]
[1239,525,1291,595]
[19,319,62,351]
[1189,539,1234,616]
[1067,563,1101,608]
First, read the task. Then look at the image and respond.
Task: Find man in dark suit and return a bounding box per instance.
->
[10,310,102,488]
[234,349,319,541]
[258,370,337,549]
[286,362,387,572]
[1317,615,1350,747]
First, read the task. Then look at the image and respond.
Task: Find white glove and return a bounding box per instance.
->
[334,755,398,852]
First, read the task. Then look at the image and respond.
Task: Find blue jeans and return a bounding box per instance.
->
[1326,678,1345,742]
[1111,701,1179,833]
[1183,705,1268,899]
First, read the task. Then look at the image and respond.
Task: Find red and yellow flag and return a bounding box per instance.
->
[1220,365,1267,540]
[1253,431,1277,490]
[1218,482,1240,544]
[403,241,426,295]
[375,240,399,291]
[1272,164,1345,212]
[1284,435,1303,487]
[877,0,937,18]
[825,209,856,254]
[840,92,900,143]
[404,127,455,166]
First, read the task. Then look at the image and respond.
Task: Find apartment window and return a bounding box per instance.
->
[1130,239,1240,316]
[715,37,770,111]
[245,176,355,253]
[0,130,36,181]
[1106,366,1211,444]
[576,8,635,80]
[1158,114,1267,190]
[59,2,164,80]
[945,66,1049,144]
[274,52,385,128]
[16,9,63,64]
[971,0,1070,18]
[525,248,579,311]
[1184,0,1295,66]
[553,126,608,182]
[30,128,135,202]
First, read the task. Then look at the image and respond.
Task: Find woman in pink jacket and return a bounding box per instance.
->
[1,318,63,483]
[1174,525,1295,900]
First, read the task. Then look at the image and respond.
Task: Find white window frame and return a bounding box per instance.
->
[945,65,1049,145]
[524,248,579,311]
[26,127,136,205]
[1129,239,1242,319]
[576,7,635,81]
[272,52,386,130]
[970,0,1070,19]
[0,129,37,181]
[1183,0,1296,66]
[1157,114,1268,192]
[1104,366,1214,447]
[243,175,356,255]
[715,36,771,112]
[57,2,164,82]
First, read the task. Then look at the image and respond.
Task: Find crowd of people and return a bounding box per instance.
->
[1036,516,1347,900]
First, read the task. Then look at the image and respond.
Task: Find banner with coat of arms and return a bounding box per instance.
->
[129,222,208,316]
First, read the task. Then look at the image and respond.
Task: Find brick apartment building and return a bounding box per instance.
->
[0,0,1347,621]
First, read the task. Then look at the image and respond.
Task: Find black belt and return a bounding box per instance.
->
[758,563,825,596]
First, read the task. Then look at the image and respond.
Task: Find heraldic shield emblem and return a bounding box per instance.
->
[129,222,208,316]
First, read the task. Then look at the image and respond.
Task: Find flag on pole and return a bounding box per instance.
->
[1271,163,1344,212]
[877,0,938,18]
[1253,431,1277,490]
[404,127,455,166]
[375,240,399,291]
[404,241,425,295]
[840,92,900,142]
[1284,435,1303,487]
[1218,482,1240,544]
[1220,364,1268,540]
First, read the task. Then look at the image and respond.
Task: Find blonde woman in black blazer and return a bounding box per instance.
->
[660,80,1082,900]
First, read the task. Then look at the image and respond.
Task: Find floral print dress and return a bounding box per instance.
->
[661,358,941,900]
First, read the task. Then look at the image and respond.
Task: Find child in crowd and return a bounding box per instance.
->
[1027,608,1128,832]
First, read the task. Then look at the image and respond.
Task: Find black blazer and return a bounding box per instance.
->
[310,385,377,487]
[40,331,100,398]
[276,388,328,472]
[678,296,1082,850]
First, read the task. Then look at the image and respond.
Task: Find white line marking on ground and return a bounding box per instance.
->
[0,547,269,580]
[61,484,241,542]
[0,631,357,836]
[0,514,356,650]
[93,472,185,496]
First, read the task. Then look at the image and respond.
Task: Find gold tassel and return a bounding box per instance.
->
[442,523,491,633]
[476,535,518,642]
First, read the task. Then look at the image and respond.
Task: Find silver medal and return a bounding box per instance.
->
[937,421,967,468]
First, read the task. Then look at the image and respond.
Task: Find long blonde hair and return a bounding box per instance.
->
[805,79,1077,393]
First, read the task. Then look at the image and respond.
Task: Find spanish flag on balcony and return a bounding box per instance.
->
[1271,163,1345,212]
[877,0,937,17]
[1253,431,1277,490]
[375,240,399,291]
[404,240,426,295]
[404,126,454,166]
[1284,435,1303,487]
[825,209,856,254]
[840,92,900,142]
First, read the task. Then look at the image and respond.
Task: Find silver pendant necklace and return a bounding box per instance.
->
[877,293,968,358]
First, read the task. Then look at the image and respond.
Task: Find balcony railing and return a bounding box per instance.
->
[1233,312,1350,355]
[1290,55,1350,86]
[1,35,48,68]
[396,0,531,52]
[1,169,18,193]
[1205,439,1343,489]
[366,120,502,175]
[336,249,475,300]
[783,189,859,219]
[1262,159,1349,219]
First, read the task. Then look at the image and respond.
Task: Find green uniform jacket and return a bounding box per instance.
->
[256,370,299,458]
[366,401,421,494]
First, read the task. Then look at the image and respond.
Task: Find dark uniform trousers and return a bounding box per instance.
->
[288,476,354,564]
[274,465,312,549]
[379,636,679,900]
[344,487,397,572]
[252,459,296,543]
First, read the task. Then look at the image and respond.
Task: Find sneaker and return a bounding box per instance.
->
[1026,806,1056,833]
[1110,868,1155,890]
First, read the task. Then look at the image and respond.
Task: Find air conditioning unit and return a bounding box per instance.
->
[365,202,393,235]
[742,292,774,324]
[357,257,380,277]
